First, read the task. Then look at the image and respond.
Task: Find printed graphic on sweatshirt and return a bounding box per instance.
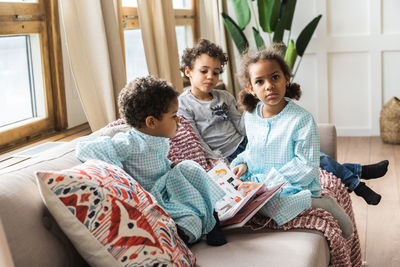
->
[209,103,229,123]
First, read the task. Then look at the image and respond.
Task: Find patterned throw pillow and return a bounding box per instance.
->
[36,159,195,267]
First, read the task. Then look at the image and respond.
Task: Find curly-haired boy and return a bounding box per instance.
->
[77,75,227,246]
[178,39,247,162]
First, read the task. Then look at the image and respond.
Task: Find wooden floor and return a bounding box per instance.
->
[338,137,400,267]
[1,129,399,265]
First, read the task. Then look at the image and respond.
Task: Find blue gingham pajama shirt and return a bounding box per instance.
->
[76,128,225,243]
[231,99,321,226]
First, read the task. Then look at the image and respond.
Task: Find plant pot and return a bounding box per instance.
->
[380,96,400,144]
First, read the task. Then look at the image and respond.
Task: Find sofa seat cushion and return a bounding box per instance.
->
[36,159,195,267]
[191,229,329,267]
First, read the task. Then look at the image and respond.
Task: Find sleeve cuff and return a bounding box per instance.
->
[230,157,246,169]
[263,167,286,186]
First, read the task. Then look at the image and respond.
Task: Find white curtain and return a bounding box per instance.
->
[202,0,241,97]
[59,0,126,131]
[137,0,183,92]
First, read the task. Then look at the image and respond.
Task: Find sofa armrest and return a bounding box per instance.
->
[318,123,337,160]
[0,219,14,267]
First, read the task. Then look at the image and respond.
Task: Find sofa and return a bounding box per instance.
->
[0,123,357,267]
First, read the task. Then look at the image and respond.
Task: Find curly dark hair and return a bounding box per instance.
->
[180,39,228,77]
[238,47,302,112]
[118,76,179,128]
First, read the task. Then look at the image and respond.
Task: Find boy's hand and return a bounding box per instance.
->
[237,182,261,197]
[171,161,181,168]
[232,163,248,179]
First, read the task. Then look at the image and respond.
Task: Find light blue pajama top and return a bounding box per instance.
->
[231,99,321,226]
[76,128,225,243]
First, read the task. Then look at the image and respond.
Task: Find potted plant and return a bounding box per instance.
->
[222,0,322,79]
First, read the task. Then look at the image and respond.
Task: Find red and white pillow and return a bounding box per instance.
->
[36,159,195,266]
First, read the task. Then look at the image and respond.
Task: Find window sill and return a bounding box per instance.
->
[0,123,91,169]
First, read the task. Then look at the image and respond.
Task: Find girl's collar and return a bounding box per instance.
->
[256,97,292,120]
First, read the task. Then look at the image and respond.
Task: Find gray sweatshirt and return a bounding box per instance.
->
[178,88,246,159]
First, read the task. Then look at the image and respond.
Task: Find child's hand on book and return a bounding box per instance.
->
[232,163,248,179]
[237,182,261,197]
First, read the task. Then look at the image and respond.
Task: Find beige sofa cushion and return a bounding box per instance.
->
[191,229,329,267]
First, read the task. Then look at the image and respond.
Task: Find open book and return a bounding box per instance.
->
[207,161,286,229]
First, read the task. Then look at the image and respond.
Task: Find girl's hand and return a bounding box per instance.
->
[237,182,261,197]
[232,163,248,179]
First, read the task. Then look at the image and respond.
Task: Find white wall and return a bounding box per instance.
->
[222,0,400,136]
[303,0,400,136]
[64,0,400,135]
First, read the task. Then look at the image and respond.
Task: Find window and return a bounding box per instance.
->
[0,0,65,150]
[123,29,148,80]
[173,0,198,59]
[118,0,199,80]
[118,0,148,81]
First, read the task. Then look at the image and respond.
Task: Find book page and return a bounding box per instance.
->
[220,182,286,229]
[207,162,266,221]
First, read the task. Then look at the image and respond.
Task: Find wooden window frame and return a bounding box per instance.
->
[0,0,66,151]
[174,0,200,43]
[117,0,199,67]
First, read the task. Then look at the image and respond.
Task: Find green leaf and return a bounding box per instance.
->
[281,0,297,30]
[284,40,297,70]
[258,0,281,33]
[231,0,251,30]
[222,12,249,54]
[296,14,322,57]
[252,27,266,50]
[257,0,269,32]
[268,0,281,31]
[272,18,285,42]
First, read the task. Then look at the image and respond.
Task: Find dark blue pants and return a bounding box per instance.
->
[319,152,361,191]
[227,136,248,163]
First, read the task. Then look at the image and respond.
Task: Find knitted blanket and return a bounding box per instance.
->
[167,116,213,171]
[248,169,362,267]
